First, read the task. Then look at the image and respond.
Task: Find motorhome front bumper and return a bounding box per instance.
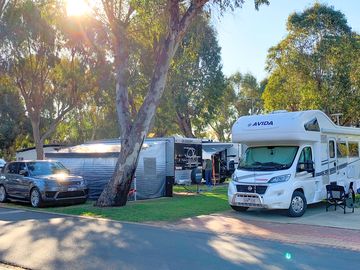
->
[231,192,266,208]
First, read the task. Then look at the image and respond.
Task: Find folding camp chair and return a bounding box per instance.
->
[326,184,346,213]
[326,184,354,214]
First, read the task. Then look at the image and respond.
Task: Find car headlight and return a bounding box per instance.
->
[268,174,291,183]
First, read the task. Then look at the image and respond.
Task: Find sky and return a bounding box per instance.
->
[212,0,360,82]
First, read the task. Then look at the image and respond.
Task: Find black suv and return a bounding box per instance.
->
[0,160,88,207]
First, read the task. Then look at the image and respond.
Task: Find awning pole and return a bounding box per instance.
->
[134,174,137,201]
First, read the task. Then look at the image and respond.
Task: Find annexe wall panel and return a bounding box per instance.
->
[46,141,168,200]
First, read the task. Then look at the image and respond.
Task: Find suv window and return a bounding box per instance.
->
[27,161,68,176]
[5,162,19,174]
[18,162,27,173]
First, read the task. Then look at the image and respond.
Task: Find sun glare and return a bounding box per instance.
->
[66,0,91,16]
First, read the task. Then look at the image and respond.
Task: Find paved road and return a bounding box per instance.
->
[0,207,359,270]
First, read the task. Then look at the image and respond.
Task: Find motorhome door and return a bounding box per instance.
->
[328,138,338,184]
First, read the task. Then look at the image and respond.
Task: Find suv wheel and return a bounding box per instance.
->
[30,188,43,208]
[0,185,7,202]
[288,191,307,217]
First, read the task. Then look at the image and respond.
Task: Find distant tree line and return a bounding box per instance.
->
[0,0,266,160]
[263,3,360,126]
[0,2,359,162]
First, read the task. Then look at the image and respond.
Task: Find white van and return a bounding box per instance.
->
[228,110,360,217]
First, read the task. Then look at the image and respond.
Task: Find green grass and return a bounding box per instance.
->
[355,194,360,208]
[5,185,230,223]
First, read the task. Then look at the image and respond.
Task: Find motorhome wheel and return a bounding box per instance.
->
[288,191,307,217]
[231,205,249,212]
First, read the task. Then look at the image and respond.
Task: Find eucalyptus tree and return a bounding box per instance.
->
[208,81,237,142]
[92,0,269,207]
[1,0,92,159]
[153,14,226,138]
[206,72,263,142]
[52,63,118,144]
[263,3,359,125]
[231,72,263,116]
[0,0,12,39]
[0,75,25,158]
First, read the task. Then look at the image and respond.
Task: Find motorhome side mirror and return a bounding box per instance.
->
[297,161,314,174]
[19,170,29,176]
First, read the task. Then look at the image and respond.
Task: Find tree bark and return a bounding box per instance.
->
[95,134,144,206]
[30,118,44,160]
[209,123,225,142]
[176,110,195,137]
[115,42,131,138]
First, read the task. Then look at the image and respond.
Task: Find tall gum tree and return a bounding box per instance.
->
[263,3,359,124]
[94,0,269,207]
[1,0,91,159]
[0,75,25,158]
[153,15,226,138]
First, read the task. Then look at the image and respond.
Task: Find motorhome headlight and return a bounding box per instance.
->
[268,174,291,183]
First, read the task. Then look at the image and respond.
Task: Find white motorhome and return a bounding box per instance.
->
[228,110,360,217]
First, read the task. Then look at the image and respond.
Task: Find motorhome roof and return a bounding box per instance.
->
[232,110,360,144]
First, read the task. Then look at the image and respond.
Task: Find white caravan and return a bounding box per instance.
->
[228,110,360,217]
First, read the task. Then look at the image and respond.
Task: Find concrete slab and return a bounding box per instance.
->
[228,203,360,230]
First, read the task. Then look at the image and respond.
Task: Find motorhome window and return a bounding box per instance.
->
[329,141,335,158]
[304,118,320,132]
[298,147,312,163]
[337,142,348,158]
[238,146,299,171]
[297,147,313,172]
[349,142,359,157]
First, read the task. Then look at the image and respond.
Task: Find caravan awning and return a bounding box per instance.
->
[202,144,233,159]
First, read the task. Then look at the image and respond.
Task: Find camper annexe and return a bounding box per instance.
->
[229,110,360,217]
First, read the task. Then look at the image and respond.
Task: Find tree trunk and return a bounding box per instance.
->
[30,118,44,160]
[209,123,225,142]
[176,111,195,138]
[96,33,178,207]
[215,129,225,142]
[96,0,207,207]
[95,132,145,206]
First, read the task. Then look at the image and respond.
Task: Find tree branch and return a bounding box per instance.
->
[40,105,75,143]
[176,0,208,43]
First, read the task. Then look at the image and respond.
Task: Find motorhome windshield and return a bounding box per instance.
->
[238,146,299,171]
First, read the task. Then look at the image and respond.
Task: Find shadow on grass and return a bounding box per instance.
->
[1,185,231,223]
